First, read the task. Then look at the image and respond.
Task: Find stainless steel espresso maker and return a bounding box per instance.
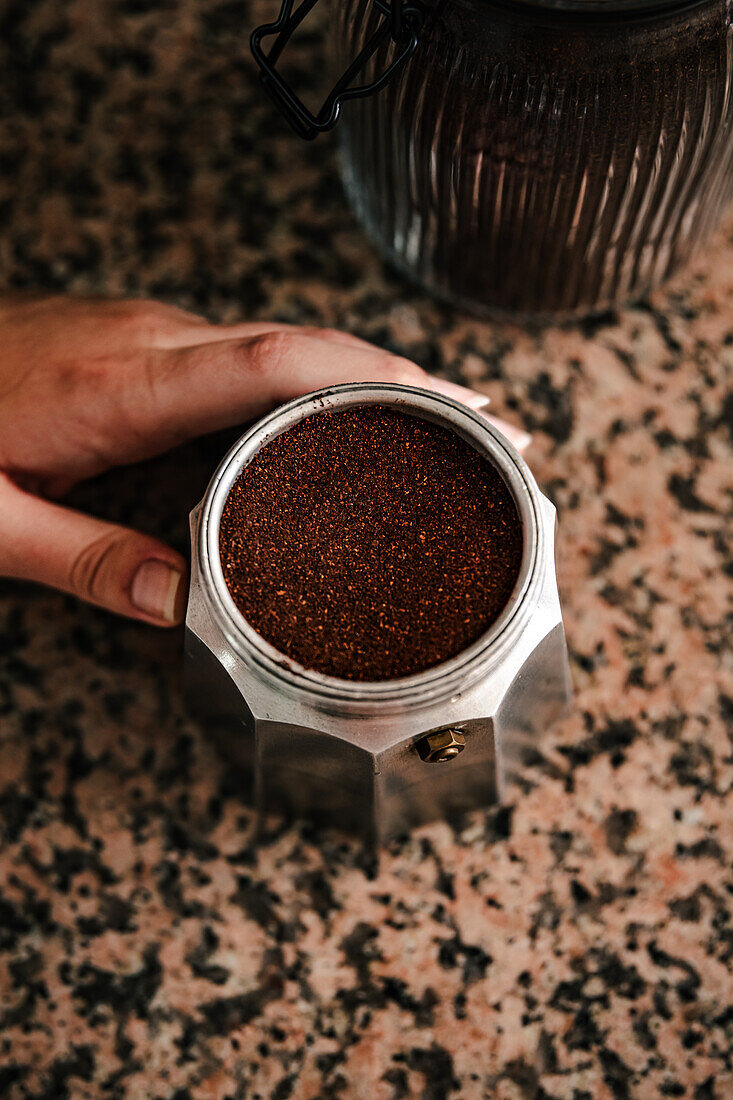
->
[185,384,572,842]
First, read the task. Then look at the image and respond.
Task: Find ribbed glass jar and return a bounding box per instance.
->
[333,0,733,317]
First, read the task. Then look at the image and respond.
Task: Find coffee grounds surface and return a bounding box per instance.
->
[219,406,523,681]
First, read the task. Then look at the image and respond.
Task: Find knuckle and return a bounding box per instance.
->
[117,298,195,340]
[131,297,159,312]
[315,327,349,343]
[69,529,131,602]
[391,358,426,386]
[118,299,161,325]
[132,297,175,318]
[242,331,294,376]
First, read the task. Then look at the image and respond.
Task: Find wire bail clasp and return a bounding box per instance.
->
[250,0,423,140]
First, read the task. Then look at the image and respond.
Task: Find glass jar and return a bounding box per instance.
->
[335,0,733,317]
[253,0,733,317]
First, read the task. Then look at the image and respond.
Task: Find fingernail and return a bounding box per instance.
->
[425,377,531,451]
[428,377,490,408]
[132,560,185,624]
[479,411,532,453]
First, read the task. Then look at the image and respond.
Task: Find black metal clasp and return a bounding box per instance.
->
[250,0,423,140]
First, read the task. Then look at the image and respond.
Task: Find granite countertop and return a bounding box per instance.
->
[0,2,731,1098]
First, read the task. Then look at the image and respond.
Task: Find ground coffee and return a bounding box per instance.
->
[219,406,523,681]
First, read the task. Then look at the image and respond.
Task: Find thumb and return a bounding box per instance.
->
[0,474,187,626]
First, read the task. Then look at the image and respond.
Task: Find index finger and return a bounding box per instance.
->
[115,331,489,461]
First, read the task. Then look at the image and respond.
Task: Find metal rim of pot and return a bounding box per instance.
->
[196,382,546,716]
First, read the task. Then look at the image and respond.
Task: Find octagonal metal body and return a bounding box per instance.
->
[185,383,572,843]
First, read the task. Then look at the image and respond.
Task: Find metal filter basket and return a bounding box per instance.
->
[184,383,572,842]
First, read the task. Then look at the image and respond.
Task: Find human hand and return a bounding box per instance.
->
[0,295,497,626]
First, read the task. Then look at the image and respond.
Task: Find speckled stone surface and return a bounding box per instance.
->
[0,2,731,1098]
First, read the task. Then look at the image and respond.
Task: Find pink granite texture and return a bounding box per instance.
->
[0,2,730,1098]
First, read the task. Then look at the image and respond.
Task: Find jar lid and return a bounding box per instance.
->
[508,0,707,13]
